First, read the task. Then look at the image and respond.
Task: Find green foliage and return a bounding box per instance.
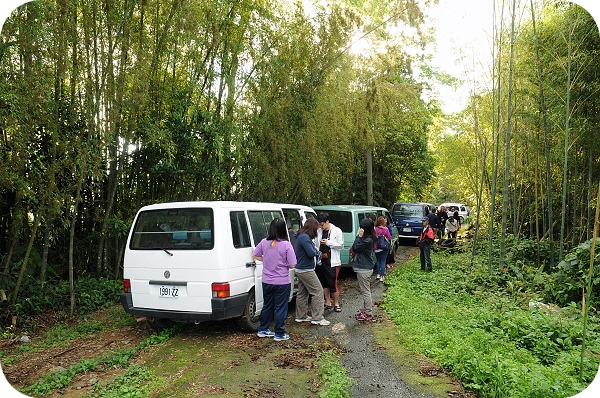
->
[2,276,122,328]
[89,365,157,398]
[317,350,355,398]
[544,239,600,306]
[383,249,599,398]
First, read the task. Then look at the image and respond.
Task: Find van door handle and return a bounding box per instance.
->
[246,261,256,268]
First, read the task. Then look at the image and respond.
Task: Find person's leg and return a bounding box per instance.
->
[332,267,340,308]
[420,248,426,270]
[424,244,432,271]
[322,265,336,306]
[295,274,310,319]
[273,283,291,337]
[356,270,373,314]
[258,283,274,332]
[297,271,325,321]
[375,250,388,277]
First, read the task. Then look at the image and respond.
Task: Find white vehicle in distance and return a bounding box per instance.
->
[439,202,470,222]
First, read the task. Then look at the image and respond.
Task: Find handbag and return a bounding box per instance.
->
[377,234,391,251]
[349,249,358,266]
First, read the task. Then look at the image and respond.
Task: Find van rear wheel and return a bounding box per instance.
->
[237,290,259,332]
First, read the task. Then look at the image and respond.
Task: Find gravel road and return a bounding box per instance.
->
[299,246,449,398]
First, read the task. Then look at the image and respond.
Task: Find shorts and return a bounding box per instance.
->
[315,263,339,292]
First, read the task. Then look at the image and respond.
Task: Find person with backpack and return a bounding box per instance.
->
[351,217,377,321]
[417,217,435,272]
[374,216,392,282]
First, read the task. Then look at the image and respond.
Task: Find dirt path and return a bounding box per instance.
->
[303,245,459,398]
[1,244,466,398]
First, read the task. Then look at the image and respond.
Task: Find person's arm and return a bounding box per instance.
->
[384,228,392,240]
[286,242,297,268]
[301,235,319,257]
[327,228,344,250]
[352,236,372,252]
[252,239,265,260]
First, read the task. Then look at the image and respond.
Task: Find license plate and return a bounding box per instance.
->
[402,228,412,233]
[159,286,179,298]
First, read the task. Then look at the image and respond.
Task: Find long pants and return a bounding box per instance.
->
[295,270,325,321]
[355,269,373,314]
[420,244,432,271]
[375,250,389,277]
[258,283,291,336]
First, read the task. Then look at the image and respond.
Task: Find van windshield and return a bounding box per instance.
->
[392,204,423,218]
[130,208,213,250]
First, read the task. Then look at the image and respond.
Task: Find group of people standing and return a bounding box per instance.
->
[427,205,461,240]
[251,212,391,340]
[416,205,462,272]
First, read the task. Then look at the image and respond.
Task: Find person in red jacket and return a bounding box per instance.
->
[417,217,435,271]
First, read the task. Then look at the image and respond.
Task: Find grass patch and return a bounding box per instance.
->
[88,365,161,398]
[382,251,600,398]
[20,326,178,397]
[317,350,355,398]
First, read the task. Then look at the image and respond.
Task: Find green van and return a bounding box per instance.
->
[312,205,399,267]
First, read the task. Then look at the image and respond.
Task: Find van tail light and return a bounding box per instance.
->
[212,283,230,298]
[123,279,131,293]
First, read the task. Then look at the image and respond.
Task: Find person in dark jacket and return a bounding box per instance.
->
[426,207,440,241]
[293,218,330,326]
[351,217,376,321]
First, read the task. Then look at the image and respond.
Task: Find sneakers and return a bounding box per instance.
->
[311,318,331,326]
[355,309,373,321]
[273,333,290,341]
[295,316,312,323]
[375,275,381,280]
[380,276,385,282]
[257,330,275,338]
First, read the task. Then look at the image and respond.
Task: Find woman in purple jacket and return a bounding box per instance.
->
[252,218,297,341]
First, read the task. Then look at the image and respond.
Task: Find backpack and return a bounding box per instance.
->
[377,234,391,251]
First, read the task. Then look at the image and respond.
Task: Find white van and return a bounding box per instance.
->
[439,202,470,222]
[120,201,316,332]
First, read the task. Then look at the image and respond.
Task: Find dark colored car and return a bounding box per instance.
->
[391,202,430,240]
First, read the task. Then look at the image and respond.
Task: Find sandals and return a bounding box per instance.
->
[334,306,342,313]
[324,304,334,311]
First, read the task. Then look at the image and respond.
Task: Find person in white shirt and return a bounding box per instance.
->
[315,213,344,312]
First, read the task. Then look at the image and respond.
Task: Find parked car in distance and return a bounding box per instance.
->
[312,205,398,267]
[439,202,470,222]
[391,202,430,241]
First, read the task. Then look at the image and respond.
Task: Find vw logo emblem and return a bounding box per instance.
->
[164,270,171,279]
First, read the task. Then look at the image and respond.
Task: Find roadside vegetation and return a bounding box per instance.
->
[383,238,600,398]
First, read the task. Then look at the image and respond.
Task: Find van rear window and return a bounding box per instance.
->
[323,211,353,233]
[130,208,213,250]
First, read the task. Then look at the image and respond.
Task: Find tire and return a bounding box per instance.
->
[237,289,259,332]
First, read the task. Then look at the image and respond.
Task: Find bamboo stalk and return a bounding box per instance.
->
[580,179,600,380]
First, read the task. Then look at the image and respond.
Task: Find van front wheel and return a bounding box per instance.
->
[237,290,259,332]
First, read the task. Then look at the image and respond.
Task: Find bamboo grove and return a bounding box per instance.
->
[0,0,599,317]
[0,0,435,313]
[432,2,599,268]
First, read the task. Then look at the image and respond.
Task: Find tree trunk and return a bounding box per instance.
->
[10,219,38,306]
[500,0,517,267]
[530,0,554,267]
[560,4,574,261]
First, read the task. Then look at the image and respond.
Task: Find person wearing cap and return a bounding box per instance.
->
[315,213,344,312]
[416,217,435,271]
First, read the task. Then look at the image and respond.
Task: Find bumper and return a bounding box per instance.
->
[120,292,248,322]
